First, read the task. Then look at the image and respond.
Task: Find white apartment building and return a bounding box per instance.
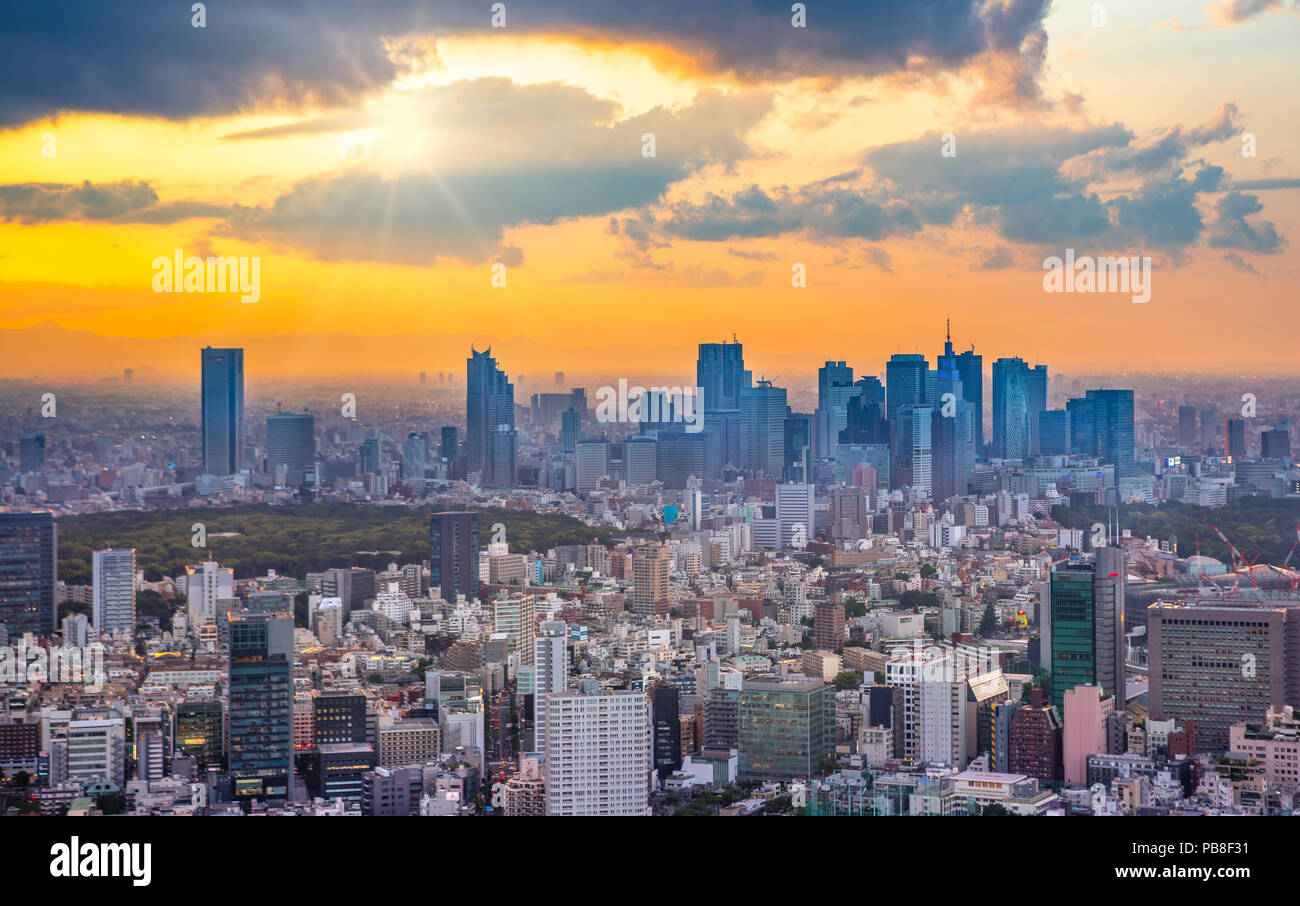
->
[541,691,651,816]
[92,548,136,634]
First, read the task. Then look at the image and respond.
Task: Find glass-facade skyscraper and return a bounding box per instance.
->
[1047,547,1126,711]
[696,340,750,412]
[466,347,517,487]
[1086,389,1136,478]
[0,511,58,636]
[431,511,480,604]
[266,412,315,486]
[991,357,1031,460]
[201,346,244,476]
[738,676,836,782]
[229,608,295,803]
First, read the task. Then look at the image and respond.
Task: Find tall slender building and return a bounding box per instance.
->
[992,357,1032,460]
[92,548,136,635]
[815,361,855,460]
[632,544,671,617]
[1086,389,1136,478]
[696,339,750,412]
[466,347,517,487]
[201,346,244,476]
[885,354,928,423]
[228,608,295,803]
[540,690,651,815]
[1028,364,1048,455]
[954,346,984,454]
[739,380,788,476]
[931,322,975,501]
[0,511,58,636]
[431,512,480,604]
[1045,547,1126,712]
[19,433,45,472]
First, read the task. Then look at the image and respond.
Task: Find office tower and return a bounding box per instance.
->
[1149,600,1297,751]
[531,624,569,755]
[1062,685,1114,786]
[696,339,750,412]
[466,347,517,487]
[893,404,932,496]
[991,357,1031,459]
[1028,364,1048,454]
[91,548,135,635]
[815,361,855,459]
[359,437,380,475]
[813,602,845,650]
[632,544,671,617]
[313,690,367,744]
[652,684,683,779]
[0,511,57,636]
[1199,408,1218,452]
[540,690,651,815]
[1037,410,1070,456]
[885,353,928,425]
[738,675,836,782]
[1261,427,1291,461]
[174,700,224,771]
[560,406,581,454]
[953,346,984,453]
[835,442,890,489]
[439,425,459,476]
[321,566,375,621]
[1227,417,1247,459]
[1067,396,1096,456]
[1178,405,1198,447]
[783,411,813,478]
[266,413,315,486]
[624,436,658,485]
[228,608,295,802]
[775,482,815,548]
[1044,547,1126,711]
[830,486,870,543]
[200,346,244,476]
[1086,389,1136,478]
[42,711,126,787]
[657,433,707,488]
[930,323,975,501]
[399,432,427,481]
[431,512,480,604]
[739,380,787,476]
[494,595,536,666]
[19,433,45,472]
[841,395,888,445]
[575,439,609,492]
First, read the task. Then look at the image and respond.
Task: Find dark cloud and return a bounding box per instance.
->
[1207,191,1286,253]
[0,0,1051,127]
[0,180,231,224]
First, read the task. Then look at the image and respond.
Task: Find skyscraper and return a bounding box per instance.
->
[466,347,517,487]
[430,512,480,604]
[1086,389,1136,478]
[19,433,45,472]
[1227,417,1247,459]
[439,425,459,478]
[200,346,244,476]
[632,544,670,617]
[540,690,651,815]
[739,379,788,476]
[931,322,975,501]
[266,412,315,486]
[1028,363,1048,455]
[991,357,1031,460]
[885,353,928,423]
[92,548,135,635]
[228,608,295,803]
[401,431,427,480]
[0,511,57,636]
[954,346,984,453]
[1045,547,1126,712]
[815,360,855,460]
[696,339,750,412]
[1178,405,1199,447]
[560,406,581,454]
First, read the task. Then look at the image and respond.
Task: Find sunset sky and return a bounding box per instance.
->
[0,0,1297,383]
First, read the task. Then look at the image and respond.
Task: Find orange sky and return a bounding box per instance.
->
[1,1,1297,380]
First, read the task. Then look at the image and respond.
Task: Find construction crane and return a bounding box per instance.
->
[1211,524,1260,592]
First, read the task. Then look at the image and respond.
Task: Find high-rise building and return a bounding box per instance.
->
[431,512,480,604]
[775,482,815,548]
[652,684,683,780]
[696,340,750,412]
[540,690,651,815]
[1261,427,1292,461]
[1062,684,1114,786]
[181,559,234,626]
[1086,389,1136,478]
[91,548,135,635]
[228,608,295,803]
[624,435,658,485]
[885,354,928,424]
[1044,547,1126,712]
[992,357,1031,460]
[738,675,836,782]
[1148,599,1298,751]
[466,347,517,487]
[560,406,581,454]
[313,690,368,745]
[1028,364,1048,455]
[494,595,536,666]
[19,433,45,472]
[1227,417,1247,459]
[0,511,57,636]
[739,380,787,476]
[439,425,459,476]
[359,437,380,475]
[1007,692,1063,783]
[575,439,609,492]
[174,700,224,771]
[931,323,975,501]
[200,346,244,476]
[815,361,856,460]
[1178,405,1199,447]
[1199,408,1218,452]
[893,405,932,495]
[813,603,845,651]
[1037,410,1070,456]
[266,413,315,486]
[632,544,670,617]
[954,346,984,453]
